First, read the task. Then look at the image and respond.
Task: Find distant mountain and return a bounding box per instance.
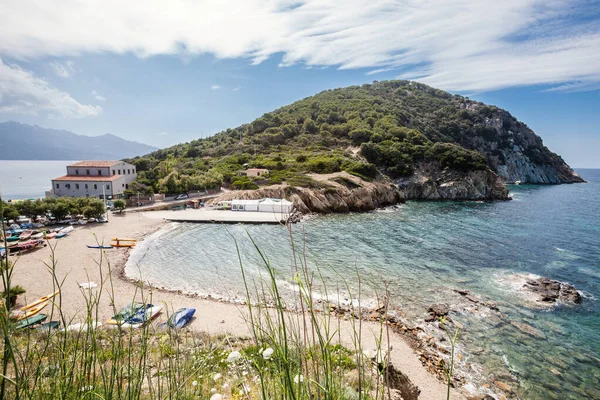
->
[0,121,158,160]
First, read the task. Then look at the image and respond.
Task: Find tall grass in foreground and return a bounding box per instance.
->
[0,219,401,399]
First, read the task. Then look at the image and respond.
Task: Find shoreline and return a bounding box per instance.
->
[10,213,465,399]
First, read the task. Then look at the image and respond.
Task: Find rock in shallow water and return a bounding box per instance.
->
[524,277,582,304]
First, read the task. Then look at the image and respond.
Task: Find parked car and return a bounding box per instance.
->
[175,194,189,200]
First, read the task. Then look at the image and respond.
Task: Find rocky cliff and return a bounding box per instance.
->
[458,105,583,184]
[396,161,510,201]
[210,172,404,214]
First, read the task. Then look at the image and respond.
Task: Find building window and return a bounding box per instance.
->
[106,184,110,190]
[94,184,98,190]
[127,169,131,174]
[56,183,59,189]
[98,169,102,175]
[122,184,125,187]
[75,169,79,175]
[118,169,121,174]
[125,184,129,189]
[85,184,88,189]
[112,169,115,175]
[66,184,71,189]
[86,169,90,175]
[75,184,79,189]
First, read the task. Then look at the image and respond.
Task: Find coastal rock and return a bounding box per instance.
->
[524,277,582,304]
[210,172,404,214]
[511,321,546,340]
[382,363,421,400]
[425,303,450,322]
[396,161,510,201]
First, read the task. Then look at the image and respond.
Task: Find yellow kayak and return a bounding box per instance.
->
[17,300,50,321]
[20,290,60,311]
[110,243,136,248]
[111,238,137,242]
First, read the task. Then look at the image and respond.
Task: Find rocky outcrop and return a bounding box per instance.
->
[463,105,584,184]
[211,172,404,214]
[395,162,510,201]
[524,277,582,304]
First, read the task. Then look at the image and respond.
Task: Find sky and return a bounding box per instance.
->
[0,0,599,167]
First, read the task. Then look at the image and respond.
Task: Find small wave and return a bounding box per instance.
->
[553,247,566,252]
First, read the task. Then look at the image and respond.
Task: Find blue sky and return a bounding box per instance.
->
[0,0,599,167]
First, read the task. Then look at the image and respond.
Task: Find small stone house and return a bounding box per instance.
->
[245,168,269,177]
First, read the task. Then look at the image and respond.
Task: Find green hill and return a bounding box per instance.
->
[126,81,582,199]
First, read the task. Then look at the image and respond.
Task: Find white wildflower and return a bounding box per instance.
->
[211,388,217,394]
[293,374,304,384]
[227,350,242,363]
[213,373,222,381]
[222,383,229,389]
[191,380,197,387]
[262,347,274,360]
[210,394,223,400]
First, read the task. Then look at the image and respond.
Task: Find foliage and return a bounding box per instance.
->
[113,199,126,212]
[0,285,26,298]
[1,197,105,221]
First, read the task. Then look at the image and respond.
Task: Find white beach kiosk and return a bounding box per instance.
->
[231,198,293,213]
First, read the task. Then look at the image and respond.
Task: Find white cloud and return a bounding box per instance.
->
[233,86,242,92]
[91,90,106,102]
[211,85,221,90]
[0,1,599,92]
[0,59,102,119]
[49,60,75,78]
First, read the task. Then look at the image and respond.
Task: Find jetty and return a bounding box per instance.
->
[142,209,289,224]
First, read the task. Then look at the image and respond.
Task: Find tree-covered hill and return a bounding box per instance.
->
[125,80,581,197]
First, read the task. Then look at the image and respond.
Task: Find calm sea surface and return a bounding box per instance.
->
[0,160,78,200]
[128,169,600,399]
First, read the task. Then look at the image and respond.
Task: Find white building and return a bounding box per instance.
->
[231,198,293,213]
[51,161,137,199]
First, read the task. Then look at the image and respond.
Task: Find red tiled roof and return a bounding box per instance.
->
[68,161,120,167]
[52,175,122,182]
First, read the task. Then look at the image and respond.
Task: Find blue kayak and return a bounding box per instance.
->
[87,245,113,249]
[166,308,196,329]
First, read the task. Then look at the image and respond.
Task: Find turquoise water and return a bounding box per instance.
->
[127,169,600,399]
[0,160,78,200]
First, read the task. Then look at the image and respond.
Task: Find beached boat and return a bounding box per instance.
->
[20,290,60,311]
[111,238,137,242]
[36,321,60,331]
[110,242,136,248]
[15,314,47,330]
[106,302,144,325]
[19,230,33,240]
[59,226,74,234]
[55,232,68,238]
[121,305,162,329]
[63,320,102,332]
[87,245,113,249]
[13,239,45,252]
[163,308,195,329]
[2,232,19,242]
[16,300,49,320]
[44,232,56,239]
[30,231,44,240]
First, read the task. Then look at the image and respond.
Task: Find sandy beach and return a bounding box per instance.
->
[8,212,463,400]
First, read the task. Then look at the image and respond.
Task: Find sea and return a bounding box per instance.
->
[126,168,600,399]
[0,160,78,200]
